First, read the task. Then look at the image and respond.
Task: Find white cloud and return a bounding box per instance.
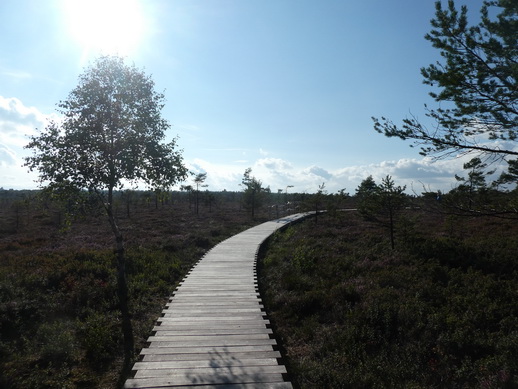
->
[303,165,332,180]
[332,158,461,193]
[0,96,52,150]
[0,96,52,189]
[0,142,39,189]
[187,158,244,190]
[0,96,46,123]
[256,157,293,171]
[177,123,200,132]
[1,70,32,80]
[0,144,16,166]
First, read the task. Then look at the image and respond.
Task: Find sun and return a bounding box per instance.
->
[63,0,145,56]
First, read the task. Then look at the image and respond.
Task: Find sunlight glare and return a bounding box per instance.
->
[63,0,145,56]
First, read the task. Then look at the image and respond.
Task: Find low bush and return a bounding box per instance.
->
[0,200,261,388]
[258,211,518,388]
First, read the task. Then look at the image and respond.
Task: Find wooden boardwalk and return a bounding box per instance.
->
[124,213,310,389]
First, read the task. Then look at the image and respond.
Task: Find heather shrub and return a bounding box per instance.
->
[78,311,120,365]
[34,320,79,364]
[259,211,518,388]
[0,191,260,388]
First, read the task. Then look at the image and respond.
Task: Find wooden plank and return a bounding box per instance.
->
[160,309,264,315]
[173,289,259,294]
[161,314,267,324]
[181,272,254,276]
[166,302,264,307]
[151,327,273,335]
[165,303,262,308]
[187,263,256,267]
[170,293,260,298]
[162,308,266,316]
[154,321,269,328]
[139,345,276,354]
[167,297,262,302]
[148,334,272,342]
[177,284,257,288]
[161,309,264,316]
[178,280,257,283]
[158,314,269,324]
[125,384,293,389]
[134,366,286,379]
[153,330,271,337]
[124,373,288,388]
[147,339,277,347]
[133,358,282,370]
[175,287,258,291]
[164,302,261,307]
[166,299,261,303]
[161,314,266,320]
[142,351,282,362]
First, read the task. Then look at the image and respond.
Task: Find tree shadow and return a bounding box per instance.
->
[185,347,284,387]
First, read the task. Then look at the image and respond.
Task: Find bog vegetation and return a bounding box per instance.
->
[259,197,518,388]
[0,189,265,388]
[2,182,518,388]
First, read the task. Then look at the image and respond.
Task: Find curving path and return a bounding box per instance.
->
[124,213,311,389]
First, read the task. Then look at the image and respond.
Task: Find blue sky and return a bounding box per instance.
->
[0,0,488,193]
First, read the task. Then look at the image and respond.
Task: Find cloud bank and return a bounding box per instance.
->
[1,95,509,194]
[187,154,480,195]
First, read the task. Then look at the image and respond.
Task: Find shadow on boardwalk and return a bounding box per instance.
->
[185,347,289,387]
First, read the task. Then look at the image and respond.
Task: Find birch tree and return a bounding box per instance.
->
[24,55,188,371]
